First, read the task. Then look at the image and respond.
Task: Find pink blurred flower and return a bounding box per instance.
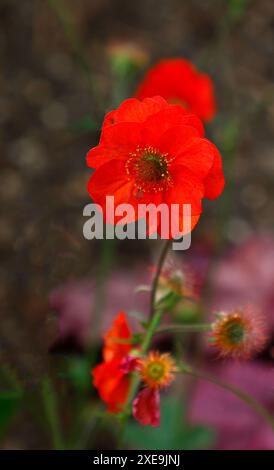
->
[189,362,274,449]
[49,268,149,351]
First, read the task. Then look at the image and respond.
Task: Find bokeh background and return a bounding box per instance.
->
[1,0,274,449]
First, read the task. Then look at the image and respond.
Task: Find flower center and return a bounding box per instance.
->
[139,351,176,389]
[224,318,245,344]
[125,146,174,193]
[147,362,165,380]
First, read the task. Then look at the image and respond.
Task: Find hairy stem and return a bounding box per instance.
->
[149,240,172,319]
[156,323,212,334]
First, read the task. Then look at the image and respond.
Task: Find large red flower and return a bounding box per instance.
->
[87,96,224,237]
[92,312,134,413]
[135,58,216,122]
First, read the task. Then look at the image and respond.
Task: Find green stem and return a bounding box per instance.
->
[123,307,165,415]
[41,376,65,450]
[149,240,172,319]
[180,364,274,431]
[126,240,172,408]
[156,323,212,334]
[91,239,117,357]
[118,240,172,447]
[117,307,165,450]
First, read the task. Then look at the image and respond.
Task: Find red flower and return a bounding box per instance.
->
[133,388,160,427]
[135,58,216,122]
[92,312,135,412]
[132,351,176,426]
[93,315,177,426]
[87,97,224,237]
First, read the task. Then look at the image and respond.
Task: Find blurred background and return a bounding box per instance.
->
[0,0,274,450]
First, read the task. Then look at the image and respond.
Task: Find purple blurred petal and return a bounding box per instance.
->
[49,268,150,349]
[189,361,274,449]
[210,236,274,332]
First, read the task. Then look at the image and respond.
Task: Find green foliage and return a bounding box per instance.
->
[214,116,240,160]
[228,0,249,23]
[41,376,64,450]
[65,357,92,393]
[0,391,22,439]
[126,396,215,450]
[0,367,23,440]
[220,119,240,157]
[71,114,98,134]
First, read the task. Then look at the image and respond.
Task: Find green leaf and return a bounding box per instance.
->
[126,396,215,450]
[0,391,22,438]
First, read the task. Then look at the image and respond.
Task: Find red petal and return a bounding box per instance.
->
[191,75,216,122]
[204,146,225,200]
[142,107,204,147]
[119,356,140,373]
[159,166,204,238]
[157,125,200,156]
[86,145,127,169]
[87,122,142,169]
[102,109,117,131]
[174,138,217,179]
[101,96,168,130]
[88,158,129,197]
[103,312,132,362]
[166,166,204,215]
[133,388,160,426]
[93,359,130,413]
[100,121,143,149]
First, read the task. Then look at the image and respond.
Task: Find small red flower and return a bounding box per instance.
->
[133,387,160,427]
[135,58,216,122]
[93,317,177,426]
[138,351,177,390]
[132,351,176,426]
[87,96,224,237]
[92,312,136,412]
